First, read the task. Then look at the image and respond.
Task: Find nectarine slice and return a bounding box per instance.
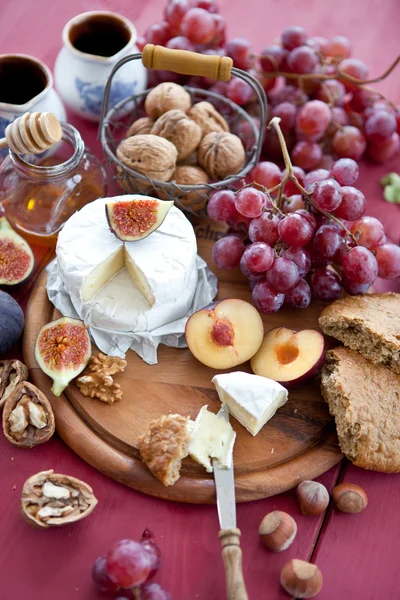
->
[185,299,264,369]
[250,327,326,386]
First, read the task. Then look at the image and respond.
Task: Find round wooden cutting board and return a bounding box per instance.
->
[23,216,342,503]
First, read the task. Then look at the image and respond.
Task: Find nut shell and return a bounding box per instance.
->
[280,559,323,599]
[297,480,330,516]
[259,510,297,552]
[117,134,178,183]
[172,165,209,205]
[151,110,202,161]
[145,82,191,119]
[332,483,368,513]
[0,359,28,408]
[125,117,154,138]
[188,101,230,135]
[198,132,245,180]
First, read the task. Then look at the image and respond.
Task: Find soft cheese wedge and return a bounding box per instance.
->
[188,405,236,472]
[212,372,288,436]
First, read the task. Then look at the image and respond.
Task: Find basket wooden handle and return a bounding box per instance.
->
[219,528,249,600]
[142,44,233,82]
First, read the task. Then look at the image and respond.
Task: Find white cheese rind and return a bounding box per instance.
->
[188,405,236,473]
[212,372,288,436]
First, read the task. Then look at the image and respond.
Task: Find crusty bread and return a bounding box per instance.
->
[138,414,191,486]
[321,346,400,472]
[319,293,400,374]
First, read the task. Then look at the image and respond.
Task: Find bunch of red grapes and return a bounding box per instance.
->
[91,530,170,599]
[208,157,400,313]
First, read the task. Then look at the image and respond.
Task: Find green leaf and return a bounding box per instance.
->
[381,172,400,204]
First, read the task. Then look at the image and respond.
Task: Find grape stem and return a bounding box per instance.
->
[266,116,359,244]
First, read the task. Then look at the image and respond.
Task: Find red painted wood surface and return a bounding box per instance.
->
[0,0,399,599]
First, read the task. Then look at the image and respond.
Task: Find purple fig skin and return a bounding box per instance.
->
[0,291,24,355]
[105,198,173,242]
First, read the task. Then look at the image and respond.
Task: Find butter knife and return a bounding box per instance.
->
[213,403,249,600]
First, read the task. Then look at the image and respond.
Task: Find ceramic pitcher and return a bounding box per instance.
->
[54,11,148,122]
[0,54,66,154]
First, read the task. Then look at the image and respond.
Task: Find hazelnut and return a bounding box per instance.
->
[198,131,245,180]
[145,82,191,119]
[258,510,297,552]
[117,134,177,183]
[151,110,202,161]
[332,483,368,513]
[187,101,230,136]
[296,480,329,517]
[125,117,154,138]
[280,559,323,599]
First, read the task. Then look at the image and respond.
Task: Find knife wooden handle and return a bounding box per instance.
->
[219,528,249,600]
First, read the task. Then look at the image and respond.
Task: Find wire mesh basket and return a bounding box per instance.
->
[99,44,267,216]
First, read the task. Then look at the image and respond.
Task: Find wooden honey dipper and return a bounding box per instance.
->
[0,112,62,155]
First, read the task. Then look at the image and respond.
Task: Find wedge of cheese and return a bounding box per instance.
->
[212,372,288,436]
[188,405,236,472]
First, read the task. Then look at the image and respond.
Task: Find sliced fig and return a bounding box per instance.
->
[106,196,173,242]
[35,317,91,397]
[0,291,24,355]
[0,217,34,285]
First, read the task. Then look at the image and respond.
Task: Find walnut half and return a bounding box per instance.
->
[76,352,127,404]
[0,359,29,408]
[2,381,55,448]
[21,470,98,528]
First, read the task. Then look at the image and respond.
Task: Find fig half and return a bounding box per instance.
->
[35,317,91,397]
[106,196,173,242]
[0,217,34,285]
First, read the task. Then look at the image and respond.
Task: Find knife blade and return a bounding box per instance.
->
[213,403,248,600]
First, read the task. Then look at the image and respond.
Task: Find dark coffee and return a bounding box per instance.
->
[69,14,131,58]
[0,56,48,105]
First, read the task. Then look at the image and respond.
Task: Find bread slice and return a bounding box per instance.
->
[138,414,192,486]
[319,293,400,374]
[321,346,400,472]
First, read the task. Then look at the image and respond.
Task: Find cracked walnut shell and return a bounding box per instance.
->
[198,132,246,180]
[2,381,55,448]
[151,110,202,161]
[125,117,155,138]
[0,359,28,408]
[21,469,98,528]
[145,82,191,119]
[117,134,177,182]
[187,101,230,136]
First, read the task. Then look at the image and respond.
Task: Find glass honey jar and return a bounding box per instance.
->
[0,122,107,246]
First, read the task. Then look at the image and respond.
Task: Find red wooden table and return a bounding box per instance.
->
[1,1,399,598]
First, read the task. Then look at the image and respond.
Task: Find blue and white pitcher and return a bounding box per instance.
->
[54,11,147,122]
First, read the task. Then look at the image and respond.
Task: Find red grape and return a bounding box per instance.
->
[279,213,314,247]
[140,529,162,581]
[328,35,351,60]
[333,186,365,220]
[310,268,342,301]
[282,166,305,195]
[136,35,146,51]
[303,168,329,192]
[349,88,377,113]
[226,211,252,232]
[92,556,120,593]
[327,106,349,136]
[312,178,342,211]
[351,216,385,249]
[365,110,397,144]
[281,26,307,51]
[334,237,356,266]
[227,76,253,105]
[288,46,319,74]
[241,242,274,273]
[180,8,216,44]
[191,0,218,12]
[252,280,285,313]
[166,35,195,50]
[283,195,305,213]
[308,36,330,56]
[296,209,317,230]
[207,190,237,221]
[260,45,288,72]
[272,102,297,132]
[272,84,308,107]
[342,277,371,295]
[212,236,245,269]
[164,0,190,32]
[225,37,253,70]
[375,243,400,279]
[292,140,322,170]
[240,257,266,282]
[281,246,311,276]
[332,126,367,161]
[250,161,282,189]
[318,154,335,170]
[249,212,280,245]
[235,187,268,218]
[342,246,378,283]
[106,540,153,589]
[316,80,346,106]
[313,225,341,259]
[285,278,312,308]
[145,22,172,45]
[141,582,171,600]
[368,132,400,164]
[329,158,359,186]
[266,257,300,291]
[296,100,332,137]
[212,14,226,46]
[339,58,369,90]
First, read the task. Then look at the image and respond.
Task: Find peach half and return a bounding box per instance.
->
[250,327,326,386]
[185,299,264,369]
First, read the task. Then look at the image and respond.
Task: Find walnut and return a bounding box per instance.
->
[172,165,209,204]
[76,352,127,404]
[179,151,198,166]
[187,101,230,136]
[2,382,55,448]
[0,359,28,408]
[145,82,192,119]
[125,116,155,138]
[117,134,177,182]
[198,131,246,180]
[21,469,98,528]
[151,110,202,161]
[138,414,192,486]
